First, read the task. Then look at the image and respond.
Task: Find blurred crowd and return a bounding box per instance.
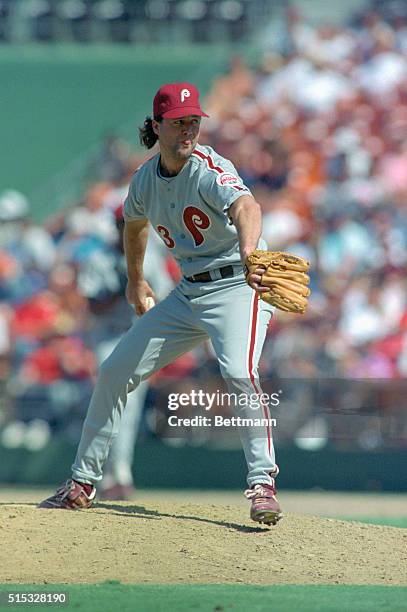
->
[202,1,407,382]
[0,1,406,451]
[0,0,267,44]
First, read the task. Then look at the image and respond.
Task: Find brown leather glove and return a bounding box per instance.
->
[245,250,311,314]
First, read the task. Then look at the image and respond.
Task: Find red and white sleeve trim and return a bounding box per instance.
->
[192,149,246,192]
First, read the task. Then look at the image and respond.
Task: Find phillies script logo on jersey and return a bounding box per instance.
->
[181,89,191,103]
[216,172,241,187]
[156,206,211,249]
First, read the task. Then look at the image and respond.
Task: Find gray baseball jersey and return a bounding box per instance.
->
[124,144,265,277]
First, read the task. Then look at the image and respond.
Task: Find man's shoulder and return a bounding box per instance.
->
[191,144,241,186]
[191,144,238,179]
[130,152,159,186]
[191,144,232,171]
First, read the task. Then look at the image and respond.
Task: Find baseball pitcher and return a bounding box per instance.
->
[39,82,310,525]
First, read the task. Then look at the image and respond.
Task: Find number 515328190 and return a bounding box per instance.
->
[1,592,68,605]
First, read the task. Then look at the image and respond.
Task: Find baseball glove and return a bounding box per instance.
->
[245,250,311,314]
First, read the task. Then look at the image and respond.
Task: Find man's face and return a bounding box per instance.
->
[153,116,201,162]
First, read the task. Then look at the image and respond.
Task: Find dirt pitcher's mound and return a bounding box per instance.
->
[1,500,406,585]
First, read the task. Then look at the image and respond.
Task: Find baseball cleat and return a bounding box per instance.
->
[245,482,283,526]
[38,479,96,510]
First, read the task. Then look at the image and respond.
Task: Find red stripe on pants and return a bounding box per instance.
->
[247,293,272,455]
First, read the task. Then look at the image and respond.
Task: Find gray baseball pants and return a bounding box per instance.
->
[72,274,278,488]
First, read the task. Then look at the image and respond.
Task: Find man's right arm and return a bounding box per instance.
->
[124,218,156,315]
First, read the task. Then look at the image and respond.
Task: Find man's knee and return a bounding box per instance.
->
[222,365,256,387]
[219,351,245,377]
[98,354,129,388]
[98,350,148,392]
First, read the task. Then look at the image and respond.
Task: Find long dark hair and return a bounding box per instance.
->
[139,115,162,149]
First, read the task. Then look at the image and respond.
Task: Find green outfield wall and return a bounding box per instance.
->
[0,44,229,220]
[1,439,406,491]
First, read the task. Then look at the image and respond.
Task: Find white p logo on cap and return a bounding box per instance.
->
[181,88,190,103]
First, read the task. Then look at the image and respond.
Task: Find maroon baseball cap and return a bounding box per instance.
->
[153,82,209,119]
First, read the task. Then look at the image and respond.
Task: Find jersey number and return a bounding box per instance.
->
[156,206,211,249]
[157,225,175,249]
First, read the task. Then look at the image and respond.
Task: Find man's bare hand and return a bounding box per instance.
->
[246,266,269,293]
[126,279,156,316]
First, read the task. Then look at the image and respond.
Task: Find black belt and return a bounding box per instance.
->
[185,265,235,283]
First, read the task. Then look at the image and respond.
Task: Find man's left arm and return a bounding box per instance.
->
[229,195,268,293]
